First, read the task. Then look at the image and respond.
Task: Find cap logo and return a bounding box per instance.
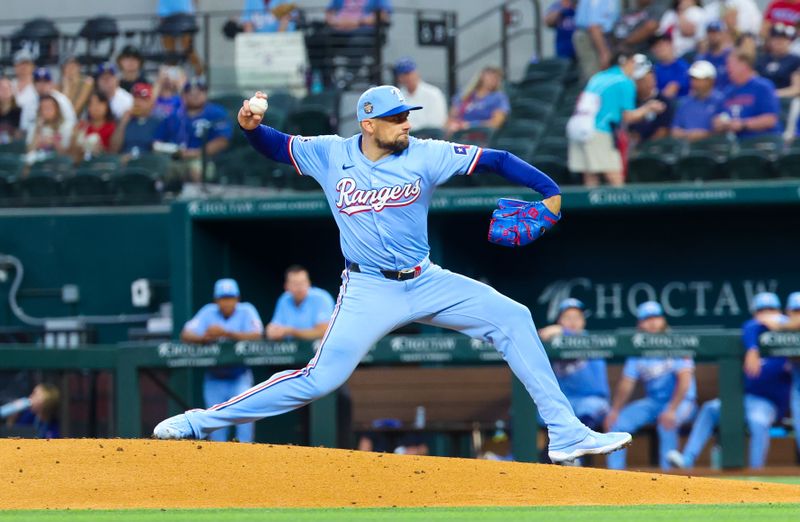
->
[363,102,373,114]
[390,87,404,101]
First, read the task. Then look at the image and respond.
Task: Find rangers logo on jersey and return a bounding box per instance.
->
[335,177,422,215]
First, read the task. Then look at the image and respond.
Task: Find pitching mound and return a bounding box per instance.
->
[1,439,799,510]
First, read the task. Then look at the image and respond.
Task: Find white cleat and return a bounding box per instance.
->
[152,413,194,440]
[666,449,687,469]
[549,431,632,464]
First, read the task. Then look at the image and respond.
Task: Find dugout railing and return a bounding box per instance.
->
[1,331,797,469]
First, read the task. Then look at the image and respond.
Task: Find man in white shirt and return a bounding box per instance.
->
[394,58,448,131]
[12,49,38,119]
[19,68,77,133]
[704,0,761,37]
[95,62,134,120]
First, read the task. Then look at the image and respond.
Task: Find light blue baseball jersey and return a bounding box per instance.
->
[552,330,610,400]
[184,302,264,336]
[288,135,482,269]
[622,357,697,404]
[271,287,336,329]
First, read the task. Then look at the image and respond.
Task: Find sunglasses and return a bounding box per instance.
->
[378,111,410,124]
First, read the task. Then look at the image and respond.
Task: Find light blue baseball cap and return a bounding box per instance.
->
[751,292,781,312]
[787,292,800,311]
[558,298,585,314]
[213,278,240,299]
[637,301,664,321]
[356,85,422,121]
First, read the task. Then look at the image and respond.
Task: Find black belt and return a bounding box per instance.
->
[348,262,423,281]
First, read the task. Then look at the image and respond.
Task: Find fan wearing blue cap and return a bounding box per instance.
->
[538,298,611,449]
[180,278,264,442]
[393,58,448,131]
[19,66,77,134]
[606,301,698,470]
[694,22,732,90]
[155,81,635,468]
[667,292,791,470]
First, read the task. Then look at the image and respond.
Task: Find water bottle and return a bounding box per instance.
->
[414,405,426,429]
[710,444,722,470]
[311,70,324,95]
[131,146,141,160]
[0,397,31,419]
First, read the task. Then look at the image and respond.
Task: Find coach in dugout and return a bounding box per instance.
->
[265,265,335,342]
[605,301,697,470]
[181,278,264,442]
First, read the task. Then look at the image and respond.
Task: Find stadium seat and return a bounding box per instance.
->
[284,108,336,136]
[0,153,24,178]
[775,152,800,178]
[413,128,445,140]
[288,171,322,191]
[266,91,297,113]
[114,167,161,204]
[63,169,111,205]
[534,155,573,186]
[0,176,12,200]
[18,171,62,205]
[724,153,775,180]
[687,135,734,162]
[533,136,568,161]
[515,83,563,105]
[126,152,171,178]
[489,136,535,160]
[675,153,722,182]
[510,99,554,121]
[77,16,120,66]
[29,154,74,177]
[451,127,495,147]
[628,154,676,183]
[737,134,784,161]
[635,137,686,164]
[0,141,27,154]
[299,90,340,116]
[440,172,476,188]
[79,154,120,174]
[494,119,545,141]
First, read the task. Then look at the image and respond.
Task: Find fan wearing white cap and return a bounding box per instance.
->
[672,60,723,142]
[628,53,675,144]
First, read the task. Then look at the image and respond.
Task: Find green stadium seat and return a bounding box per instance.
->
[628,154,677,183]
[494,119,545,141]
[210,94,247,115]
[687,135,734,162]
[18,171,62,205]
[299,90,341,116]
[737,134,784,160]
[29,154,74,177]
[533,136,568,160]
[441,172,476,188]
[490,136,535,159]
[114,167,161,204]
[63,169,111,205]
[288,171,322,191]
[266,91,297,113]
[774,152,800,178]
[724,153,775,180]
[413,128,445,140]
[126,152,171,178]
[261,110,286,132]
[451,127,495,147]
[510,99,554,121]
[534,155,573,185]
[635,137,686,163]
[675,153,722,182]
[0,153,24,178]
[0,176,12,200]
[285,108,337,136]
[79,154,120,174]
[515,83,563,105]
[525,58,571,78]
[0,141,27,154]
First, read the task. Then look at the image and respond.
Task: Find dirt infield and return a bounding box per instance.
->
[1,439,799,510]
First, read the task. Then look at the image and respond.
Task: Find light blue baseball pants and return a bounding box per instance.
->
[203,369,255,442]
[607,397,696,470]
[680,394,777,469]
[184,262,590,450]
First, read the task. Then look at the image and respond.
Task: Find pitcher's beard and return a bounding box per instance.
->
[377,134,409,154]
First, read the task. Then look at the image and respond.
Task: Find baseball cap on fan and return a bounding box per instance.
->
[636,301,664,321]
[631,54,652,81]
[689,60,717,80]
[213,278,240,299]
[357,85,422,121]
[751,292,781,312]
[787,292,800,311]
[558,298,585,315]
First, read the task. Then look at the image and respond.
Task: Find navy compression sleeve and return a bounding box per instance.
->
[475,148,561,198]
[242,124,292,164]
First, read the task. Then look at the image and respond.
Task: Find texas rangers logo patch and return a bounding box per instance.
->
[335,177,422,215]
[453,144,471,155]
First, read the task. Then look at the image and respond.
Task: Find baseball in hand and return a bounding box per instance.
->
[248,95,268,115]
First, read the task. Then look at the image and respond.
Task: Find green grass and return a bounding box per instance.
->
[2,505,800,522]
[728,476,800,485]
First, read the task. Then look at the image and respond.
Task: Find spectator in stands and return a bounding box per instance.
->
[658,0,708,59]
[538,298,610,444]
[25,95,73,159]
[545,0,577,61]
[611,0,667,54]
[394,58,448,132]
[2,383,60,439]
[154,77,232,183]
[117,46,149,93]
[695,21,733,90]
[266,265,335,341]
[158,0,204,75]
[241,0,298,32]
[59,56,94,116]
[605,301,697,470]
[0,77,23,144]
[672,60,724,141]
[95,63,134,120]
[19,68,77,134]
[761,0,800,40]
[712,49,781,138]
[567,52,665,187]
[703,0,762,38]
[572,0,619,83]
[111,83,161,157]
[651,32,690,98]
[181,278,263,442]
[11,49,37,114]
[446,67,510,136]
[629,59,675,144]
[69,91,116,162]
[325,0,391,33]
[667,292,792,470]
[756,23,800,96]
[152,65,186,120]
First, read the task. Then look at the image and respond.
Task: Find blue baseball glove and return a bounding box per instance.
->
[488,198,561,247]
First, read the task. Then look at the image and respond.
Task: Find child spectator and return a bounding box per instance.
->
[70,91,116,162]
[26,94,73,159]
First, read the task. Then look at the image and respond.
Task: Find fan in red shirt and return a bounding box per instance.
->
[762,0,800,39]
[69,90,116,162]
